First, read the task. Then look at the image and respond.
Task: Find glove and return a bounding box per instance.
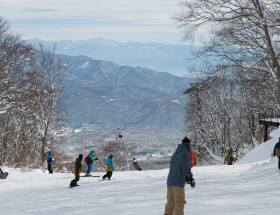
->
[190,177,196,188]
[112,169,114,171]
[185,177,191,184]
[95,158,98,160]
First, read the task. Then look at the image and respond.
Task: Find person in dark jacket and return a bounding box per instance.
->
[70,154,83,187]
[164,137,195,215]
[224,153,236,165]
[102,154,114,180]
[273,138,280,169]
[46,151,53,174]
[0,167,8,179]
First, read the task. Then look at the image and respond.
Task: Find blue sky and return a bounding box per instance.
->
[1,0,207,44]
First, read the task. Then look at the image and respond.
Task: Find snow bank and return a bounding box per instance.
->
[238,128,280,164]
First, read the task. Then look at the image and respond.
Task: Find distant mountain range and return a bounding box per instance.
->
[26,38,201,76]
[58,54,196,127]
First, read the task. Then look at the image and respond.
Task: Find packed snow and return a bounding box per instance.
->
[1,129,280,215]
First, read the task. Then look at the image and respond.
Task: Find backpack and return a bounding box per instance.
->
[84,155,89,163]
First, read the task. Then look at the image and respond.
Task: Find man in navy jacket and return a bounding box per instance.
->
[164,137,195,215]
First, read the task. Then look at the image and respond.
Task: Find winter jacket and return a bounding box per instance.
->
[189,148,197,168]
[225,154,235,164]
[46,153,52,164]
[274,141,280,157]
[74,158,82,175]
[167,144,193,188]
[106,157,114,171]
[86,153,95,165]
[133,160,141,170]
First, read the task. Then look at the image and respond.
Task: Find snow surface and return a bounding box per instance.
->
[1,129,280,215]
[79,61,90,68]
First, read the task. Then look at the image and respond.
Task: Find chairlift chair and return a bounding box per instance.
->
[116,133,123,141]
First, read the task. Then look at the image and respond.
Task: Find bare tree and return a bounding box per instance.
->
[0,17,35,165]
[29,44,68,163]
[173,0,280,96]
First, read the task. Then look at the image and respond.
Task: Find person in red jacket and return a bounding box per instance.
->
[189,148,197,168]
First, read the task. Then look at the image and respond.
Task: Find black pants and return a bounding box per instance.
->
[278,157,280,169]
[103,171,112,179]
[48,164,53,173]
[70,174,80,187]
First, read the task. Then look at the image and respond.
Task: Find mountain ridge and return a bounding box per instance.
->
[57,54,194,127]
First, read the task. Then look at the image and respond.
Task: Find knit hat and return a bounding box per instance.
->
[182,136,190,144]
[90,150,94,153]
[79,154,83,160]
[182,136,191,150]
[109,154,113,158]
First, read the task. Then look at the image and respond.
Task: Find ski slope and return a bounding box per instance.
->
[1,135,280,215]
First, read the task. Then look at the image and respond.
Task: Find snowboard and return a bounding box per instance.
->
[99,178,115,181]
[69,185,80,188]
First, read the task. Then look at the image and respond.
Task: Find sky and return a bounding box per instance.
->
[0,0,207,44]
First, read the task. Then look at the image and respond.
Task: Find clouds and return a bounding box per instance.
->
[0,0,202,44]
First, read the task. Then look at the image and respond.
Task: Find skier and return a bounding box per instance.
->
[70,154,83,187]
[46,151,53,174]
[224,153,236,165]
[85,150,98,177]
[132,158,142,171]
[0,167,8,179]
[273,138,280,169]
[102,154,114,180]
[164,136,195,215]
[189,148,197,168]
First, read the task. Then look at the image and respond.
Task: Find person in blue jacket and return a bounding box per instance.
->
[85,150,98,176]
[164,137,195,215]
[273,138,280,169]
[102,154,114,180]
[46,151,53,174]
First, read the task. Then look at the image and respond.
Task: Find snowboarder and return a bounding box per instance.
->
[85,150,98,177]
[164,136,195,215]
[0,167,8,179]
[273,138,280,169]
[102,154,114,180]
[132,158,142,171]
[46,151,53,174]
[189,148,197,168]
[70,154,83,187]
[224,153,236,165]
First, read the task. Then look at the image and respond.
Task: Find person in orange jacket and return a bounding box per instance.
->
[189,148,197,168]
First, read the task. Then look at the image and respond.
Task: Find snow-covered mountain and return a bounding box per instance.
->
[59,54,195,127]
[26,38,202,76]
